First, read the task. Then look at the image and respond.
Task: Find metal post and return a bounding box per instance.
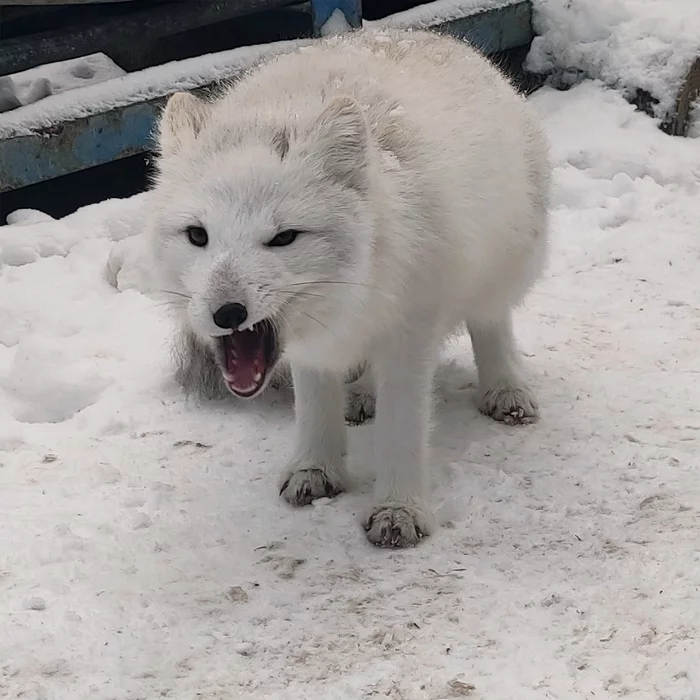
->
[310,0,361,36]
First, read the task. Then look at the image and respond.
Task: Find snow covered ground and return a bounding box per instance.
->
[1,77,699,699]
[527,0,700,119]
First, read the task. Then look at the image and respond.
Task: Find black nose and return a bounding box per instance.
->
[213,302,248,330]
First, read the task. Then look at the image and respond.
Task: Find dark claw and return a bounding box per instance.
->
[280,468,343,507]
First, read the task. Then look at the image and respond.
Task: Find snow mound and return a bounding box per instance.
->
[0,195,149,267]
[0,215,78,266]
[527,0,700,119]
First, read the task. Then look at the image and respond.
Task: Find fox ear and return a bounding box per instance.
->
[308,96,369,190]
[159,92,208,155]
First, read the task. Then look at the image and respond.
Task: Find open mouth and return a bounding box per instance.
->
[221,320,278,398]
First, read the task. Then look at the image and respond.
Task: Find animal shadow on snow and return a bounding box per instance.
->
[212,357,508,467]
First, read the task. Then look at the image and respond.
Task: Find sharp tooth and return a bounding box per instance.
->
[254,372,262,382]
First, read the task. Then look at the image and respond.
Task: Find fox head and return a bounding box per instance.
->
[147,89,376,397]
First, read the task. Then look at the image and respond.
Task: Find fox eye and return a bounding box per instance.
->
[186,225,208,247]
[267,229,300,247]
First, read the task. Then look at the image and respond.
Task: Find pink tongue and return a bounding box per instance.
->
[225,329,266,392]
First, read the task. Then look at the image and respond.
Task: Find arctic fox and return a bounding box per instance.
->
[148,28,550,548]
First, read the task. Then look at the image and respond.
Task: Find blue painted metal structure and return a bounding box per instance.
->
[1,102,158,191]
[0,1,534,193]
[0,0,298,77]
[438,0,533,55]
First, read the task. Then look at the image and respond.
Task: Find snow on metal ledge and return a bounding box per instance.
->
[0,0,533,193]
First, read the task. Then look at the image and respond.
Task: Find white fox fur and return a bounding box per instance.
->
[147,28,550,548]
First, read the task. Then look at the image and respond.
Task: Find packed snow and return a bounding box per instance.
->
[527,0,700,119]
[1,76,699,699]
[369,0,521,29]
[0,54,126,114]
